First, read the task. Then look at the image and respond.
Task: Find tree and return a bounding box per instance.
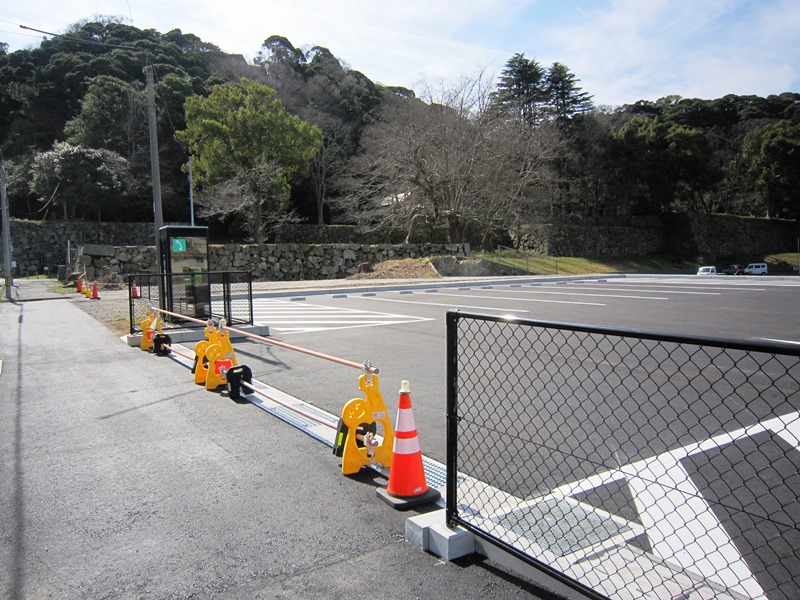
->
[546,62,593,123]
[0,18,226,221]
[491,53,548,126]
[337,74,555,247]
[176,78,322,242]
[307,114,353,224]
[64,75,147,160]
[607,117,718,218]
[739,121,800,219]
[29,141,133,220]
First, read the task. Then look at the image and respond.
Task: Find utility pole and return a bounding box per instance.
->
[1,153,12,300]
[145,64,164,270]
[188,156,195,227]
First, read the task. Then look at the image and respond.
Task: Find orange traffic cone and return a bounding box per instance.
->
[91,280,100,300]
[76,277,83,293]
[132,279,140,299]
[376,380,441,509]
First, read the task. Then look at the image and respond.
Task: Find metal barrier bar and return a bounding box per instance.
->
[150,306,210,327]
[222,323,379,374]
[161,343,194,361]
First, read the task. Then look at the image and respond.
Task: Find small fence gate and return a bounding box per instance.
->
[446,310,800,600]
[128,271,253,334]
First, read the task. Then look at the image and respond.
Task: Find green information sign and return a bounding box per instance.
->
[172,238,187,253]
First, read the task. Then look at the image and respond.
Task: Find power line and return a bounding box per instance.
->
[18,24,141,51]
[126,0,136,27]
[0,28,48,43]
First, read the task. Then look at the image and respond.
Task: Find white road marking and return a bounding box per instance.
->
[408,291,615,305]
[252,298,432,334]
[357,296,530,312]
[628,459,763,598]
[536,285,720,296]
[553,411,800,599]
[612,280,767,291]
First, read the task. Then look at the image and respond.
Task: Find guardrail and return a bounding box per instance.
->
[127,271,252,334]
[445,310,800,600]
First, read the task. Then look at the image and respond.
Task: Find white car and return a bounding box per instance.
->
[697,266,716,275]
[744,263,768,275]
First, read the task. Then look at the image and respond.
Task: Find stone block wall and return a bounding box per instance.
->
[686,213,799,261]
[274,224,406,244]
[4,215,797,278]
[512,223,665,256]
[511,214,798,259]
[4,219,154,275]
[80,242,470,282]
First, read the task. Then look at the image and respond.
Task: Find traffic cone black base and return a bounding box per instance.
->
[376,485,440,509]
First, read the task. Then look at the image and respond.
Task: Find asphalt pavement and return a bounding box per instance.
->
[0,279,563,599]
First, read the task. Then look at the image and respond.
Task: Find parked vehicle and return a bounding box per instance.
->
[744,263,768,275]
[697,266,716,275]
[722,264,744,275]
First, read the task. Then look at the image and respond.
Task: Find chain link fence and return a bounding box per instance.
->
[445,311,800,600]
[127,271,252,334]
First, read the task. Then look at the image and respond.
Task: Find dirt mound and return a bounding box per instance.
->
[346,258,439,280]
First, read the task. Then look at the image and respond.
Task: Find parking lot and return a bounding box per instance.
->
[241,275,800,463]
[239,274,800,599]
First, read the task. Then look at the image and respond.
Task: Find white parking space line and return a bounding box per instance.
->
[389,290,606,306]
[554,410,800,599]
[358,296,530,313]
[423,290,644,303]
[611,280,767,291]
[252,298,432,334]
[627,460,763,598]
[538,285,720,296]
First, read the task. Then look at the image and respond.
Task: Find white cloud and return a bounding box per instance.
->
[2,0,798,106]
[541,0,800,105]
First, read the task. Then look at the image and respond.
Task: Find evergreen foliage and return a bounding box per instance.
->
[1,18,798,245]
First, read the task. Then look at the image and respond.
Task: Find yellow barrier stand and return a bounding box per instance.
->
[204,345,234,390]
[204,324,238,390]
[139,311,163,351]
[336,373,395,476]
[216,326,238,367]
[193,323,220,385]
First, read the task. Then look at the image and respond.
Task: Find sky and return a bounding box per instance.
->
[2,0,799,107]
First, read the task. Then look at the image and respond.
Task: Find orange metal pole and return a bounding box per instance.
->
[150,306,210,327]
[161,343,194,361]
[223,323,379,373]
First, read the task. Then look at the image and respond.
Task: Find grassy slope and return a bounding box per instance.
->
[476,252,800,276]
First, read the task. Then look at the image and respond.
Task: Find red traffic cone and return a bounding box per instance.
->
[76,277,83,293]
[376,380,441,509]
[132,279,140,299]
[91,280,100,300]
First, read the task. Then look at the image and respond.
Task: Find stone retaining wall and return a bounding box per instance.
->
[512,223,664,256]
[4,215,797,277]
[79,242,470,282]
[511,214,799,259]
[5,220,154,275]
